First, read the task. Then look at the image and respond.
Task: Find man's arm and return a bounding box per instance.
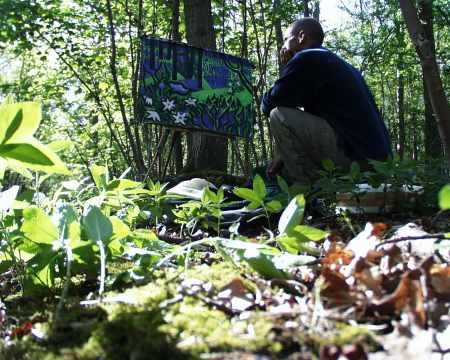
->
[260,52,310,116]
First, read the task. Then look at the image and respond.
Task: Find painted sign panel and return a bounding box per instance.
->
[138,37,254,139]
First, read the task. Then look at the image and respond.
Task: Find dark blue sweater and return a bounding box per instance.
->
[261,47,392,161]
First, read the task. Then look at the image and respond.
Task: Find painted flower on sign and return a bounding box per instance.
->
[143,96,153,105]
[185,98,197,106]
[173,112,187,125]
[162,99,176,111]
[146,110,161,122]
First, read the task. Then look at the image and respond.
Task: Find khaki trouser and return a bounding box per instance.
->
[270,106,351,184]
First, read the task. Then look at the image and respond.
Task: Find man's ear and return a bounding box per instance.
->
[297,30,306,44]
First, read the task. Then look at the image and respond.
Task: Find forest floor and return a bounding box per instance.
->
[1,176,450,360]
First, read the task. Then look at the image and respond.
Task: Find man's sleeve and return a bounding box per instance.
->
[260,56,310,116]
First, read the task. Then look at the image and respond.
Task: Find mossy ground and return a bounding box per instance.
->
[0,260,379,359]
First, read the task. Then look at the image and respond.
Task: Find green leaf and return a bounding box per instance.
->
[292,225,328,241]
[108,216,130,244]
[82,206,113,243]
[47,140,73,152]
[91,165,108,189]
[55,204,80,246]
[253,174,266,199]
[272,253,316,270]
[0,143,53,165]
[0,102,41,143]
[322,159,335,172]
[276,176,290,196]
[21,207,58,245]
[2,138,70,175]
[106,179,142,191]
[278,195,305,235]
[438,184,450,210]
[240,248,287,279]
[202,186,216,203]
[277,235,319,255]
[219,239,280,255]
[265,199,283,213]
[233,187,262,204]
[25,244,59,288]
[2,109,23,144]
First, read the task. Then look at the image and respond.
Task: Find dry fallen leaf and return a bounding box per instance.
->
[371,269,427,328]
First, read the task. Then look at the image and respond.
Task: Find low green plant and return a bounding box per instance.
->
[276,195,327,255]
[173,186,224,234]
[233,174,283,227]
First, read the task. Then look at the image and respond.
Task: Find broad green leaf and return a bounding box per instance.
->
[25,244,63,289]
[21,207,58,245]
[55,204,80,245]
[240,248,287,279]
[91,165,108,189]
[47,140,73,152]
[277,235,302,254]
[108,216,130,244]
[2,158,33,179]
[0,143,54,165]
[233,187,261,203]
[202,186,216,203]
[277,175,290,196]
[82,206,113,243]
[219,239,280,255]
[272,253,316,270]
[265,199,283,213]
[322,159,335,172]
[0,157,6,179]
[438,184,450,210]
[277,235,319,255]
[350,162,361,178]
[292,225,328,241]
[3,138,70,175]
[278,195,305,235]
[0,102,41,143]
[253,174,266,199]
[106,179,142,191]
[2,109,23,144]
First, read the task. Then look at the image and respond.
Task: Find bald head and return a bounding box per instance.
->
[291,18,324,46]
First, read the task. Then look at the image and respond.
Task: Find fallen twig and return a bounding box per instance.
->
[375,234,448,249]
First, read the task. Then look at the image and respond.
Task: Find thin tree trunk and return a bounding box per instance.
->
[240,0,251,175]
[397,69,405,159]
[302,0,310,17]
[418,0,443,158]
[106,0,145,174]
[183,0,228,172]
[171,0,184,173]
[399,0,450,167]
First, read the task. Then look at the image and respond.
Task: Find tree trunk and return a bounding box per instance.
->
[399,0,450,167]
[302,0,310,17]
[419,0,443,158]
[171,0,184,173]
[424,77,442,156]
[313,0,320,20]
[397,69,405,159]
[273,0,283,76]
[183,0,228,172]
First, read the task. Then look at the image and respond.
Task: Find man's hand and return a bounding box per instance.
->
[267,157,284,178]
[280,47,294,65]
